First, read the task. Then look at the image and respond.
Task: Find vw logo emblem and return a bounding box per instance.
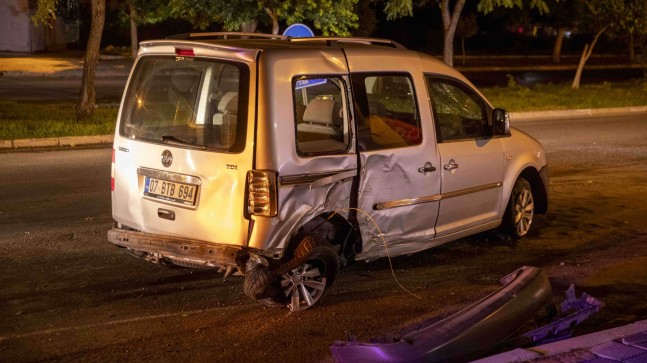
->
[161,150,173,167]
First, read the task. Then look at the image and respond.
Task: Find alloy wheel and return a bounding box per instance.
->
[281,263,327,312]
[514,189,534,237]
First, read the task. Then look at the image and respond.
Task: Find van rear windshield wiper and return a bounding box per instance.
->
[160,135,207,150]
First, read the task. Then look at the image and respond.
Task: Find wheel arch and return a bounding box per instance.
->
[517,167,548,214]
[284,212,357,267]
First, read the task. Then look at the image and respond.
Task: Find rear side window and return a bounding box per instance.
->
[426,77,489,142]
[293,76,351,156]
[350,73,421,151]
[120,56,249,152]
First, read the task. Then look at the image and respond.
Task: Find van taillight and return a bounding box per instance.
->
[246,170,277,217]
[111,148,115,191]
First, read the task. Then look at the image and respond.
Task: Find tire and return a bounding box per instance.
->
[243,264,279,300]
[501,177,535,239]
[243,234,339,311]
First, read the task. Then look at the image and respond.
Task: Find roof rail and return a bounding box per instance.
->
[166,32,288,40]
[164,33,406,49]
[288,37,406,49]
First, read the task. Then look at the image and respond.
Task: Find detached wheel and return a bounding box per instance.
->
[502,177,535,239]
[243,234,339,311]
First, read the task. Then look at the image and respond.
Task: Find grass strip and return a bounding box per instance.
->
[0,101,117,140]
[481,79,647,112]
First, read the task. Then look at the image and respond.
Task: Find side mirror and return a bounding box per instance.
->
[493,108,510,136]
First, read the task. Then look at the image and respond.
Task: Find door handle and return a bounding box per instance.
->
[444,161,459,170]
[418,162,437,174]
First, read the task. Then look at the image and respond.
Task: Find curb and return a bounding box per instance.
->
[473,320,647,363]
[510,105,647,123]
[0,135,113,149]
[457,63,647,72]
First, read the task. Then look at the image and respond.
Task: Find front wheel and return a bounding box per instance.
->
[244,235,339,311]
[502,177,534,239]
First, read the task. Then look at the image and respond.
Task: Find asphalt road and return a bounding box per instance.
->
[0,114,646,362]
[0,75,127,102]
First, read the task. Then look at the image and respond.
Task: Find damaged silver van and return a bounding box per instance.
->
[108,33,548,311]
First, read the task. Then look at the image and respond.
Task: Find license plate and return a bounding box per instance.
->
[144,177,198,206]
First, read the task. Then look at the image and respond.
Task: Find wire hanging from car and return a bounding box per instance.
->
[328,208,422,300]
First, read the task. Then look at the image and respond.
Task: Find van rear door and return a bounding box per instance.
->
[112,52,256,247]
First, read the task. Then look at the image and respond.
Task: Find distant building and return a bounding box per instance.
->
[0,0,78,52]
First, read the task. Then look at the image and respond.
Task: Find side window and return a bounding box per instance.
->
[426,77,489,142]
[293,76,350,156]
[350,73,421,151]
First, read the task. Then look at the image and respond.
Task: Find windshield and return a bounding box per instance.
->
[120,56,249,152]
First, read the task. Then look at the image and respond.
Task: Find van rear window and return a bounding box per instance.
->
[119,56,249,152]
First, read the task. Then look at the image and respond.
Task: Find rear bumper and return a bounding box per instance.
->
[107,227,243,268]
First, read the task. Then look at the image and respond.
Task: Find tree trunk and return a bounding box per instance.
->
[440,0,466,67]
[77,0,106,123]
[628,32,635,63]
[461,37,466,65]
[572,44,588,89]
[264,8,279,35]
[240,20,258,33]
[552,28,565,64]
[129,2,138,60]
[572,26,608,89]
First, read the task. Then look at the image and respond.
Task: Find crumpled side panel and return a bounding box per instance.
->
[355,152,439,260]
[251,177,353,255]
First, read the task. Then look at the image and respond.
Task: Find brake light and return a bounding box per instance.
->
[246,170,277,217]
[111,148,115,191]
[175,48,195,56]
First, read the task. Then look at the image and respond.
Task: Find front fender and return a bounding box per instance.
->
[499,128,548,217]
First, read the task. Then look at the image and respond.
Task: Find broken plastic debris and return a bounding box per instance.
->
[522,284,604,345]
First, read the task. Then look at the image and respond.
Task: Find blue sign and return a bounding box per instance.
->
[295,78,327,90]
[283,23,315,38]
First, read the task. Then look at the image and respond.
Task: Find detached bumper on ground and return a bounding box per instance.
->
[331,266,552,363]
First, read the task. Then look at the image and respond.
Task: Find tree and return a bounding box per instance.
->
[571,24,608,89]
[123,0,360,59]
[33,0,105,122]
[275,0,359,36]
[384,0,550,66]
[572,0,647,88]
[355,0,379,37]
[539,0,583,63]
[77,0,106,122]
[456,12,478,65]
[166,0,359,36]
[606,0,646,63]
[113,0,173,59]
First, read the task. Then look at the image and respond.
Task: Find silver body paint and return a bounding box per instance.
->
[109,37,547,269]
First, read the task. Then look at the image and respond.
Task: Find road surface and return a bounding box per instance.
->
[0,114,646,362]
[0,75,127,102]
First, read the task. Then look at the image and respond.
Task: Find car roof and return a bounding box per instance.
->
[138,32,466,86]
